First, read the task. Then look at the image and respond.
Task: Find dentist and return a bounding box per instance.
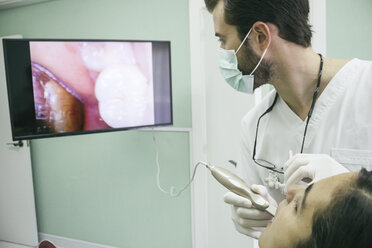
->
[204,0,372,240]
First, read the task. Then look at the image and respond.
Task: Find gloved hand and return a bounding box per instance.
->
[224,184,277,239]
[284,153,349,192]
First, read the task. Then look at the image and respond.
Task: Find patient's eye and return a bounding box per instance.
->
[294,198,299,213]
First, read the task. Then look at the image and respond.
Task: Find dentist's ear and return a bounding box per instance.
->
[251,21,272,52]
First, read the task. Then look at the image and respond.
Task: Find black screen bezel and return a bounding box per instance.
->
[2,38,173,141]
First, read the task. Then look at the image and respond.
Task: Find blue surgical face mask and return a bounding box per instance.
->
[218,28,269,94]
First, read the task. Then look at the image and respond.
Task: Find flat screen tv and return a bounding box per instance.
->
[2,39,172,141]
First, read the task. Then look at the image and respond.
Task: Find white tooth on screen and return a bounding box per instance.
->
[95,64,149,128]
[104,43,136,66]
[80,42,106,71]
[80,42,136,71]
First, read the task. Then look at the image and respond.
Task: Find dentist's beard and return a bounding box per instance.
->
[237,44,274,90]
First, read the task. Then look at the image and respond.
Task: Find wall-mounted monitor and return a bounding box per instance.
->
[2,39,172,140]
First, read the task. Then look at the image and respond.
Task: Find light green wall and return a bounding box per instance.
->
[0,0,192,247]
[30,131,191,247]
[327,0,372,60]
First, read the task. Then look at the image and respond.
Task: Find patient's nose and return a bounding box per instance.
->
[286,185,306,203]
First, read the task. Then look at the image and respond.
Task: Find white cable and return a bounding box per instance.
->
[152,131,208,197]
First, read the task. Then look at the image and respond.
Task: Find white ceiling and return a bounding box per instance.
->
[0,0,53,10]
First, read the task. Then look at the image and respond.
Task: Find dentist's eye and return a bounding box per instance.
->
[217,38,225,45]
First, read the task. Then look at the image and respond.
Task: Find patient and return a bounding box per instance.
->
[259,168,372,248]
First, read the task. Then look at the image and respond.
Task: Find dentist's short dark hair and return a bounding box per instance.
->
[297,168,372,248]
[204,0,312,47]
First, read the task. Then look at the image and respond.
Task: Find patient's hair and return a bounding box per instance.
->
[204,0,312,47]
[296,168,372,248]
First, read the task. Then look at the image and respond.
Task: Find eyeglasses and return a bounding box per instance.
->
[252,53,324,175]
[252,93,284,173]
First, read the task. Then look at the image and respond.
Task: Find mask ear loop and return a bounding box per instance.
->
[236,28,252,54]
[235,26,271,76]
[250,43,270,75]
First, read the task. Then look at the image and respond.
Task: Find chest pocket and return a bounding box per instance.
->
[331,148,372,171]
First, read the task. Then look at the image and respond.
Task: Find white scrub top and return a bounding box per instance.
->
[236,58,372,202]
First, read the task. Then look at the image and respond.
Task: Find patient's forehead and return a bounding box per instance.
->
[306,173,355,211]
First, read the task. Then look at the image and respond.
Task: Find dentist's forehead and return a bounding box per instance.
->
[212,0,238,38]
[212,0,225,33]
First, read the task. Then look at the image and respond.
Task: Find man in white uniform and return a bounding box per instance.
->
[204,0,372,241]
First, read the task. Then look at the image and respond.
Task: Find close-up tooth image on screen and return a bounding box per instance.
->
[3,39,172,140]
[30,41,154,132]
